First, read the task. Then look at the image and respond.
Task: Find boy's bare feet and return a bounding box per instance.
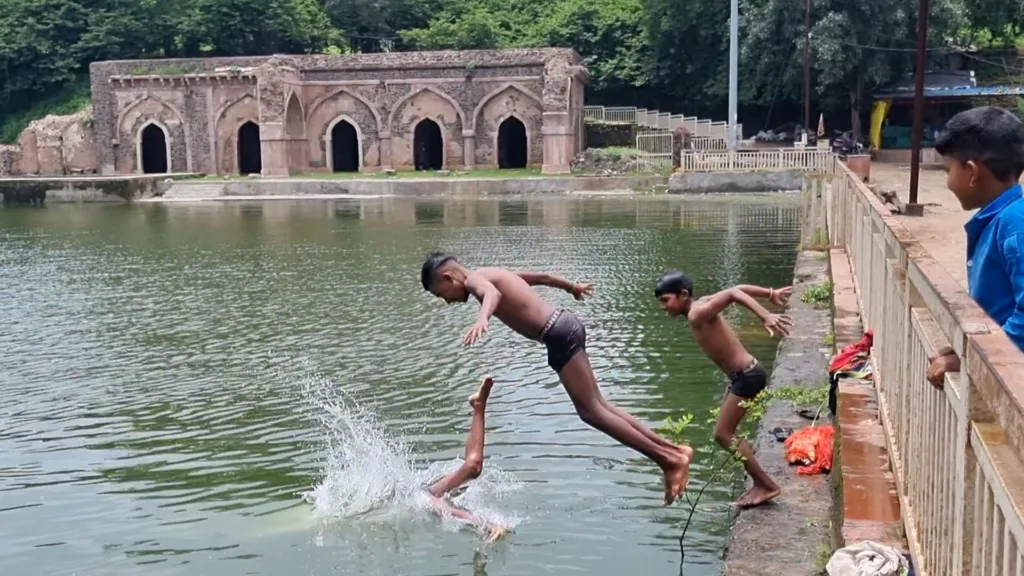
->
[735,482,781,508]
[469,375,494,409]
[485,525,506,543]
[663,445,694,505]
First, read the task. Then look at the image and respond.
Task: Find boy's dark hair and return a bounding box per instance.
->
[421,252,458,291]
[934,106,1024,181]
[654,271,693,297]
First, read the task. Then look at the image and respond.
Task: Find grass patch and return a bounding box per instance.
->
[801,282,833,307]
[128,64,198,76]
[0,80,91,144]
[823,331,835,347]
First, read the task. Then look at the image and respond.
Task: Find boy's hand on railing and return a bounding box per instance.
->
[926,350,959,389]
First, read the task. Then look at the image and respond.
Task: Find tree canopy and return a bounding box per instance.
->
[0,0,1020,141]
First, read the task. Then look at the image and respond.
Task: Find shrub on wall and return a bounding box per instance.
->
[585,121,636,148]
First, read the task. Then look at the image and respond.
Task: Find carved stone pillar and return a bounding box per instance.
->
[462,130,476,170]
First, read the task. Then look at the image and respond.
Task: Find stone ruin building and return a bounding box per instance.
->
[0,49,589,177]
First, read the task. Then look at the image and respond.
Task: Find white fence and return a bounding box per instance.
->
[691,136,729,151]
[583,105,741,140]
[800,163,1024,576]
[635,132,674,168]
[679,148,836,174]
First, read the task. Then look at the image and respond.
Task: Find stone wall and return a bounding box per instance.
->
[0,108,99,176]
[88,48,586,176]
[584,122,636,148]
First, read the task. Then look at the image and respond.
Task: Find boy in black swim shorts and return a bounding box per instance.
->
[654,271,793,508]
[421,253,694,506]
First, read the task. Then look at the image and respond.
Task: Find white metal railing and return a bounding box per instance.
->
[809,163,1024,576]
[680,148,836,174]
[582,105,740,139]
[635,132,674,168]
[691,136,729,151]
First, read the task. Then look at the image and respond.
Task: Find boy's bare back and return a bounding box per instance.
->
[467,267,557,340]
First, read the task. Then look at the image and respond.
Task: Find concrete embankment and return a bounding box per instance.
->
[158,175,670,200]
[0,174,672,202]
[669,171,803,194]
[721,251,834,576]
[0,175,162,203]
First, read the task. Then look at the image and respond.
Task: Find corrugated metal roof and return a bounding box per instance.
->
[873,85,1024,99]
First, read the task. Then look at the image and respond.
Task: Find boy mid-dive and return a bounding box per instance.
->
[421,253,693,505]
[655,271,792,507]
[423,375,507,542]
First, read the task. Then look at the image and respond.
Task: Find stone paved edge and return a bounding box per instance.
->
[721,251,833,576]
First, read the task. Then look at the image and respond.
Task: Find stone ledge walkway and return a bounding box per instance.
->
[721,251,834,576]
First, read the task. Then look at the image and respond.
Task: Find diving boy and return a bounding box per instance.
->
[420,253,693,505]
[424,375,507,542]
[654,272,792,507]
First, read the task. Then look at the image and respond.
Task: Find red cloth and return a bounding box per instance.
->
[829,330,873,373]
[784,425,835,475]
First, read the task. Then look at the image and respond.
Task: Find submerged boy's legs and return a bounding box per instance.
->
[714,393,780,507]
[557,352,692,505]
[428,376,494,497]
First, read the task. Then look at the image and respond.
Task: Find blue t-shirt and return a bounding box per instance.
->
[965,183,1024,351]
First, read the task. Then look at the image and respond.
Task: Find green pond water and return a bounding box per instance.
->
[0,196,800,576]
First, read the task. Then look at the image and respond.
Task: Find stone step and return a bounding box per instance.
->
[162,182,225,200]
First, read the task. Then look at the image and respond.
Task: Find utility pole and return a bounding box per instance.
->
[803,0,811,137]
[728,0,739,149]
[908,0,929,213]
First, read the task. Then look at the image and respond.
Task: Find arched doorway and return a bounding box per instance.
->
[330,120,360,172]
[237,121,262,175]
[140,124,168,174]
[497,117,528,169]
[413,119,443,171]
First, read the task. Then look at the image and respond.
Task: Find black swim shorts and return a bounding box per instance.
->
[729,360,767,399]
[540,309,586,373]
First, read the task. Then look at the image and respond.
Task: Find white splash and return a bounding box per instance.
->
[301,375,523,535]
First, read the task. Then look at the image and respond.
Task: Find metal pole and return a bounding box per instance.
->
[803,0,811,136]
[728,0,739,149]
[909,0,929,206]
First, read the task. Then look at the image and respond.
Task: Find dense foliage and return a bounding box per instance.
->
[0,0,1019,142]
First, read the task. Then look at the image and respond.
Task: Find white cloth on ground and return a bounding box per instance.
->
[826,541,908,576]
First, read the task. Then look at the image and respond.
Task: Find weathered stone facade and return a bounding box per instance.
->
[1,108,100,176]
[85,49,588,176]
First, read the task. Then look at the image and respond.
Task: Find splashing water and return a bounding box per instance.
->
[301,375,524,534]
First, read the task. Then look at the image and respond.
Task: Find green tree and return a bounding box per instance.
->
[741,0,966,139]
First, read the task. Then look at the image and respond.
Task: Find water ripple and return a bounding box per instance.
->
[0,196,800,576]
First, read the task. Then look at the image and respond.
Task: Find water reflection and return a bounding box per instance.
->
[0,195,800,576]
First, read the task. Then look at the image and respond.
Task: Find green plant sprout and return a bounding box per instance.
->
[801,282,833,307]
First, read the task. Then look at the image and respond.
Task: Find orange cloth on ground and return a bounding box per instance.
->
[783,425,834,475]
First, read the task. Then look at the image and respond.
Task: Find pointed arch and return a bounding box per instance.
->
[136,119,172,174]
[306,88,382,133]
[388,86,466,132]
[284,91,305,139]
[117,93,184,135]
[495,114,529,169]
[215,94,258,127]
[325,114,363,172]
[472,83,543,130]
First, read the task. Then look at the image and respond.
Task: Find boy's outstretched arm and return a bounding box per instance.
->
[464,273,502,346]
[734,284,792,306]
[689,288,794,337]
[517,272,594,300]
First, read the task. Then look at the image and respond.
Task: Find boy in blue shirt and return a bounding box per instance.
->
[927,107,1024,387]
